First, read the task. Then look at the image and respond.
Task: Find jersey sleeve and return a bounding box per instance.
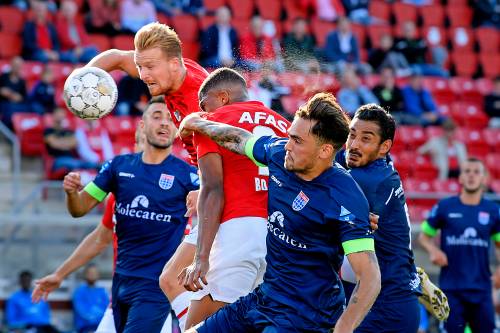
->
[83,159,114,202]
[421,203,443,237]
[245,135,284,167]
[194,132,221,160]
[187,166,200,191]
[101,194,115,230]
[491,205,500,242]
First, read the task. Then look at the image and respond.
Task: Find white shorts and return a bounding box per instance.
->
[191,216,268,304]
[183,223,198,245]
[95,307,116,333]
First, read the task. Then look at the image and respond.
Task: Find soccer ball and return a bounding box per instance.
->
[63,67,118,119]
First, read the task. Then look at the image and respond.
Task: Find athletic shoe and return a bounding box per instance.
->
[417,267,450,321]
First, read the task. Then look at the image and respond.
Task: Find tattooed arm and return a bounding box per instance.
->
[179,113,253,155]
[334,251,381,333]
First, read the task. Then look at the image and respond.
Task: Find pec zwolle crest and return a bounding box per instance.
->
[292,191,309,211]
[159,173,175,190]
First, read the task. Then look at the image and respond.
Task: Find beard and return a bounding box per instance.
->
[147,136,173,149]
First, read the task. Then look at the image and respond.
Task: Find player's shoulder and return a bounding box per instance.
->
[184,58,209,80]
[480,197,500,212]
[436,196,460,210]
[99,153,139,172]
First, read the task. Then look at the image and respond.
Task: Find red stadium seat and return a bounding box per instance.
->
[0,32,22,59]
[392,2,418,25]
[475,78,494,95]
[425,126,444,139]
[479,53,500,79]
[390,153,412,180]
[280,96,305,116]
[171,15,199,42]
[475,27,499,53]
[350,23,366,48]
[88,34,111,52]
[277,72,308,96]
[408,205,432,224]
[491,180,500,195]
[456,128,490,156]
[412,155,439,181]
[204,0,226,12]
[369,1,391,23]
[12,113,44,156]
[450,52,477,78]
[423,77,455,105]
[256,0,281,20]
[111,35,134,50]
[227,0,254,19]
[486,153,500,179]
[198,15,216,30]
[398,125,427,149]
[446,6,473,27]
[182,41,200,61]
[422,26,447,47]
[433,179,460,194]
[447,0,468,5]
[283,0,308,20]
[0,6,24,34]
[449,77,483,105]
[231,18,251,36]
[48,63,74,81]
[449,27,475,52]
[404,177,434,194]
[483,128,500,152]
[310,19,335,47]
[103,116,138,145]
[367,24,392,49]
[112,142,135,156]
[419,4,445,27]
[451,103,489,129]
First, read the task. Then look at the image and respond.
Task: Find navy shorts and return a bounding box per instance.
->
[442,289,495,333]
[355,296,420,333]
[111,273,170,333]
[196,287,335,333]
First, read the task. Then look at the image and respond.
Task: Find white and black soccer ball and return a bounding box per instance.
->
[63,67,118,119]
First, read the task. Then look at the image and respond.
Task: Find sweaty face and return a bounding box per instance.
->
[135,48,174,96]
[284,118,321,174]
[459,161,486,193]
[346,118,386,168]
[142,103,176,149]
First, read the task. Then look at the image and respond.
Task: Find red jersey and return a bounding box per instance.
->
[101,194,117,271]
[194,101,290,223]
[164,58,208,165]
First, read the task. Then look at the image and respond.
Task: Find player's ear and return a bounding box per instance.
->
[219,90,230,105]
[139,119,145,131]
[319,143,334,160]
[380,139,392,155]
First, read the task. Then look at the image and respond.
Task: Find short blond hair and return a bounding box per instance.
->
[134,22,182,59]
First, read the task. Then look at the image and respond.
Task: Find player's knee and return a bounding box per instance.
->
[159,268,178,298]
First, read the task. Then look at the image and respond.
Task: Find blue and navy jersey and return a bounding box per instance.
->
[336,150,420,303]
[84,153,199,280]
[422,196,500,292]
[246,136,374,330]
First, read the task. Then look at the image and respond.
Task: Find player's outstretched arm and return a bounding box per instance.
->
[180,154,224,291]
[334,251,381,333]
[32,224,113,302]
[418,232,448,267]
[64,172,100,217]
[86,49,138,78]
[179,113,253,155]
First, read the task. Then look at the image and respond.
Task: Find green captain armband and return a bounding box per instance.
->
[421,221,438,237]
[84,182,107,202]
[491,233,500,243]
[342,238,375,255]
[244,136,266,167]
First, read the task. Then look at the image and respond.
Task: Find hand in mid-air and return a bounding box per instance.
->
[185,190,199,217]
[493,267,500,289]
[63,172,83,194]
[178,112,206,138]
[178,257,209,292]
[31,273,63,303]
[430,248,448,267]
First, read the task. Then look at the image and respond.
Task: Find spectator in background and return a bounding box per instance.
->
[473,0,500,28]
[72,264,109,333]
[341,0,371,24]
[323,17,370,74]
[75,120,114,165]
[394,21,448,77]
[120,0,157,34]
[282,17,318,72]
[6,270,59,333]
[22,0,60,63]
[152,0,205,17]
[239,16,276,71]
[116,75,151,116]
[200,6,239,68]
[401,71,442,126]
[485,76,500,128]
[337,68,378,116]
[0,57,28,130]
[417,119,467,180]
[86,0,122,36]
[44,107,99,172]
[304,0,345,22]
[56,0,99,64]
[372,67,405,117]
[29,65,56,115]
[368,34,411,77]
